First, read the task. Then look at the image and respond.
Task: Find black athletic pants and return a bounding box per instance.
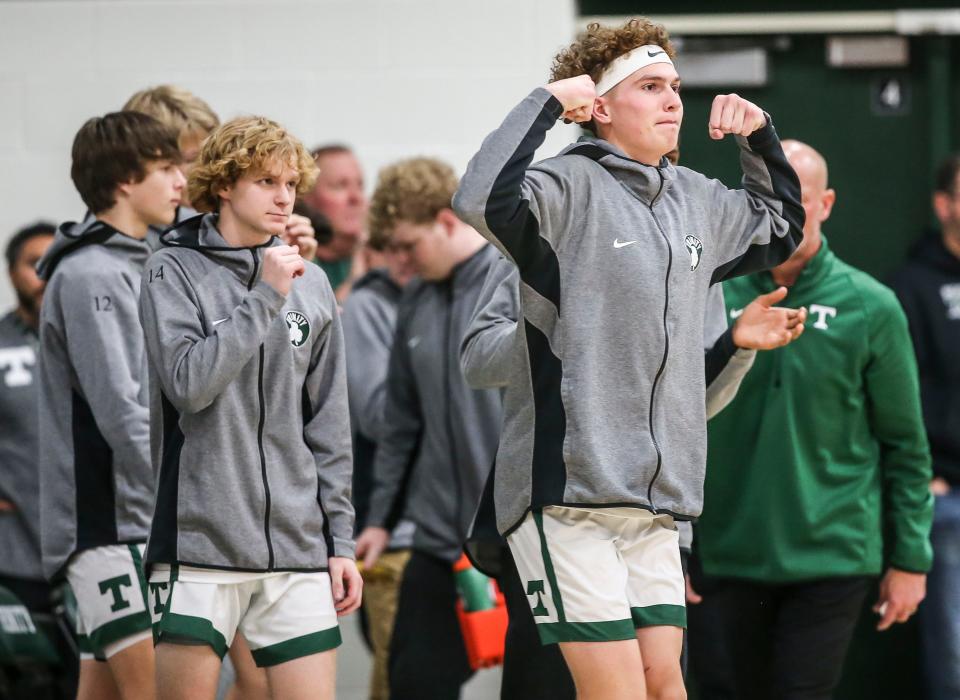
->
[388,550,473,699]
[688,575,870,700]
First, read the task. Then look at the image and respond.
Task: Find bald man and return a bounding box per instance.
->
[688,140,934,700]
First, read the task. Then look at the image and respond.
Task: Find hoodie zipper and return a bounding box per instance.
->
[248,249,275,569]
[645,171,670,511]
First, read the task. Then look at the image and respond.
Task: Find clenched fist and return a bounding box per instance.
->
[546,75,597,124]
[261,245,305,297]
[708,94,767,140]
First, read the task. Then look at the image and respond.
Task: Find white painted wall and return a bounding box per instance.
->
[0,0,578,307]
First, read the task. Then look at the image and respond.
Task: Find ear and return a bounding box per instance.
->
[435,208,460,236]
[217,182,233,204]
[114,179,135,200]
[593,96,612,126]
[932,192,950,225]
[819,188,836,223]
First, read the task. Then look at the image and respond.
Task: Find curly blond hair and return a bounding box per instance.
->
[187,116,319,213]
[123,85,219,141]
[551,18,675,134]
[368,158,458,250]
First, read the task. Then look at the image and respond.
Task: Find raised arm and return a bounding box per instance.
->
[453,80,593,272]
[703,95,806,283]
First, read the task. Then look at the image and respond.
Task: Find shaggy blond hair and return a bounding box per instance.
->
[123,85,219,141]
[551,18,675,134]
[188,116,319,213]
[368,158,458,250]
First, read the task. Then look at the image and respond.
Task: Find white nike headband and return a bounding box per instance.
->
[595,44,674,96]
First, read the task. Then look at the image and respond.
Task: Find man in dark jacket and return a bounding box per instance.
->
[355,157,503,699]
[890,153,960,700]
[691,140,932,700]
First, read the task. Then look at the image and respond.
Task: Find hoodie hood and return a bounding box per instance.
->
[558,135,677,206]
[906,232,960,276]
[161,213,280,288]
[37,218,151,281]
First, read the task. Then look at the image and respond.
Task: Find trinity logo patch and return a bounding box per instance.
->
[285,311,310,347]
[684,235,703,271]
[0,346,35,387]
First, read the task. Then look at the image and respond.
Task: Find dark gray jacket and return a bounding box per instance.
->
[36,219,154,579]
[453,88,803,534]
[139,214,354,572]
[365,244,503,563]
[0,312,43,580]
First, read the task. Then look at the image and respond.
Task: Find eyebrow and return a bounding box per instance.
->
[635,74,681,83]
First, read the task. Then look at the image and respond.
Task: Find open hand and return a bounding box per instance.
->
[709,94,767,140]
[732,287,806,350]
[329,556,363,616]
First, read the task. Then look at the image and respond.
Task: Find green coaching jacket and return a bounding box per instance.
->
[698,236,934,581]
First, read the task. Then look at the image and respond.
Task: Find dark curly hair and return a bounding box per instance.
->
[550,18,675,134]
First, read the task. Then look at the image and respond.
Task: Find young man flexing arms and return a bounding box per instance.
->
[36,112,185,700]
[139,116,360,700]
[453,18,803,700]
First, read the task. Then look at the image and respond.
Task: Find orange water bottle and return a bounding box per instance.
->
[452,553,508,669]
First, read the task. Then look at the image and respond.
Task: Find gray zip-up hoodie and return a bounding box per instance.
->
[0,312,43,581]
[36,219,154,580]
[365,244,503,563]
[459,256,756,554]
[453,88,803,534]
[138,214,354,572]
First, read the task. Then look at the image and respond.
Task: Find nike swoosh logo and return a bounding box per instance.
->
[730,308,744,319]
[647,50,666,58]
[613,239,638,249]
[212,318,228,326]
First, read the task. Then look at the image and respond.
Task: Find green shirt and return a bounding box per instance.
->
[699,237,933,581]
[315,257,351,292]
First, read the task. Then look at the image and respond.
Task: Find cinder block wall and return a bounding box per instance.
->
[0,0,577,306]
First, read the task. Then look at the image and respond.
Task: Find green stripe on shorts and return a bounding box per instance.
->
[250,627,342,667]
[537,619,636,645]
[87,611,152,652]
[631,604,687,629]
[533,509,566,623]
[76,633,106,661]
[155,612,229,660]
